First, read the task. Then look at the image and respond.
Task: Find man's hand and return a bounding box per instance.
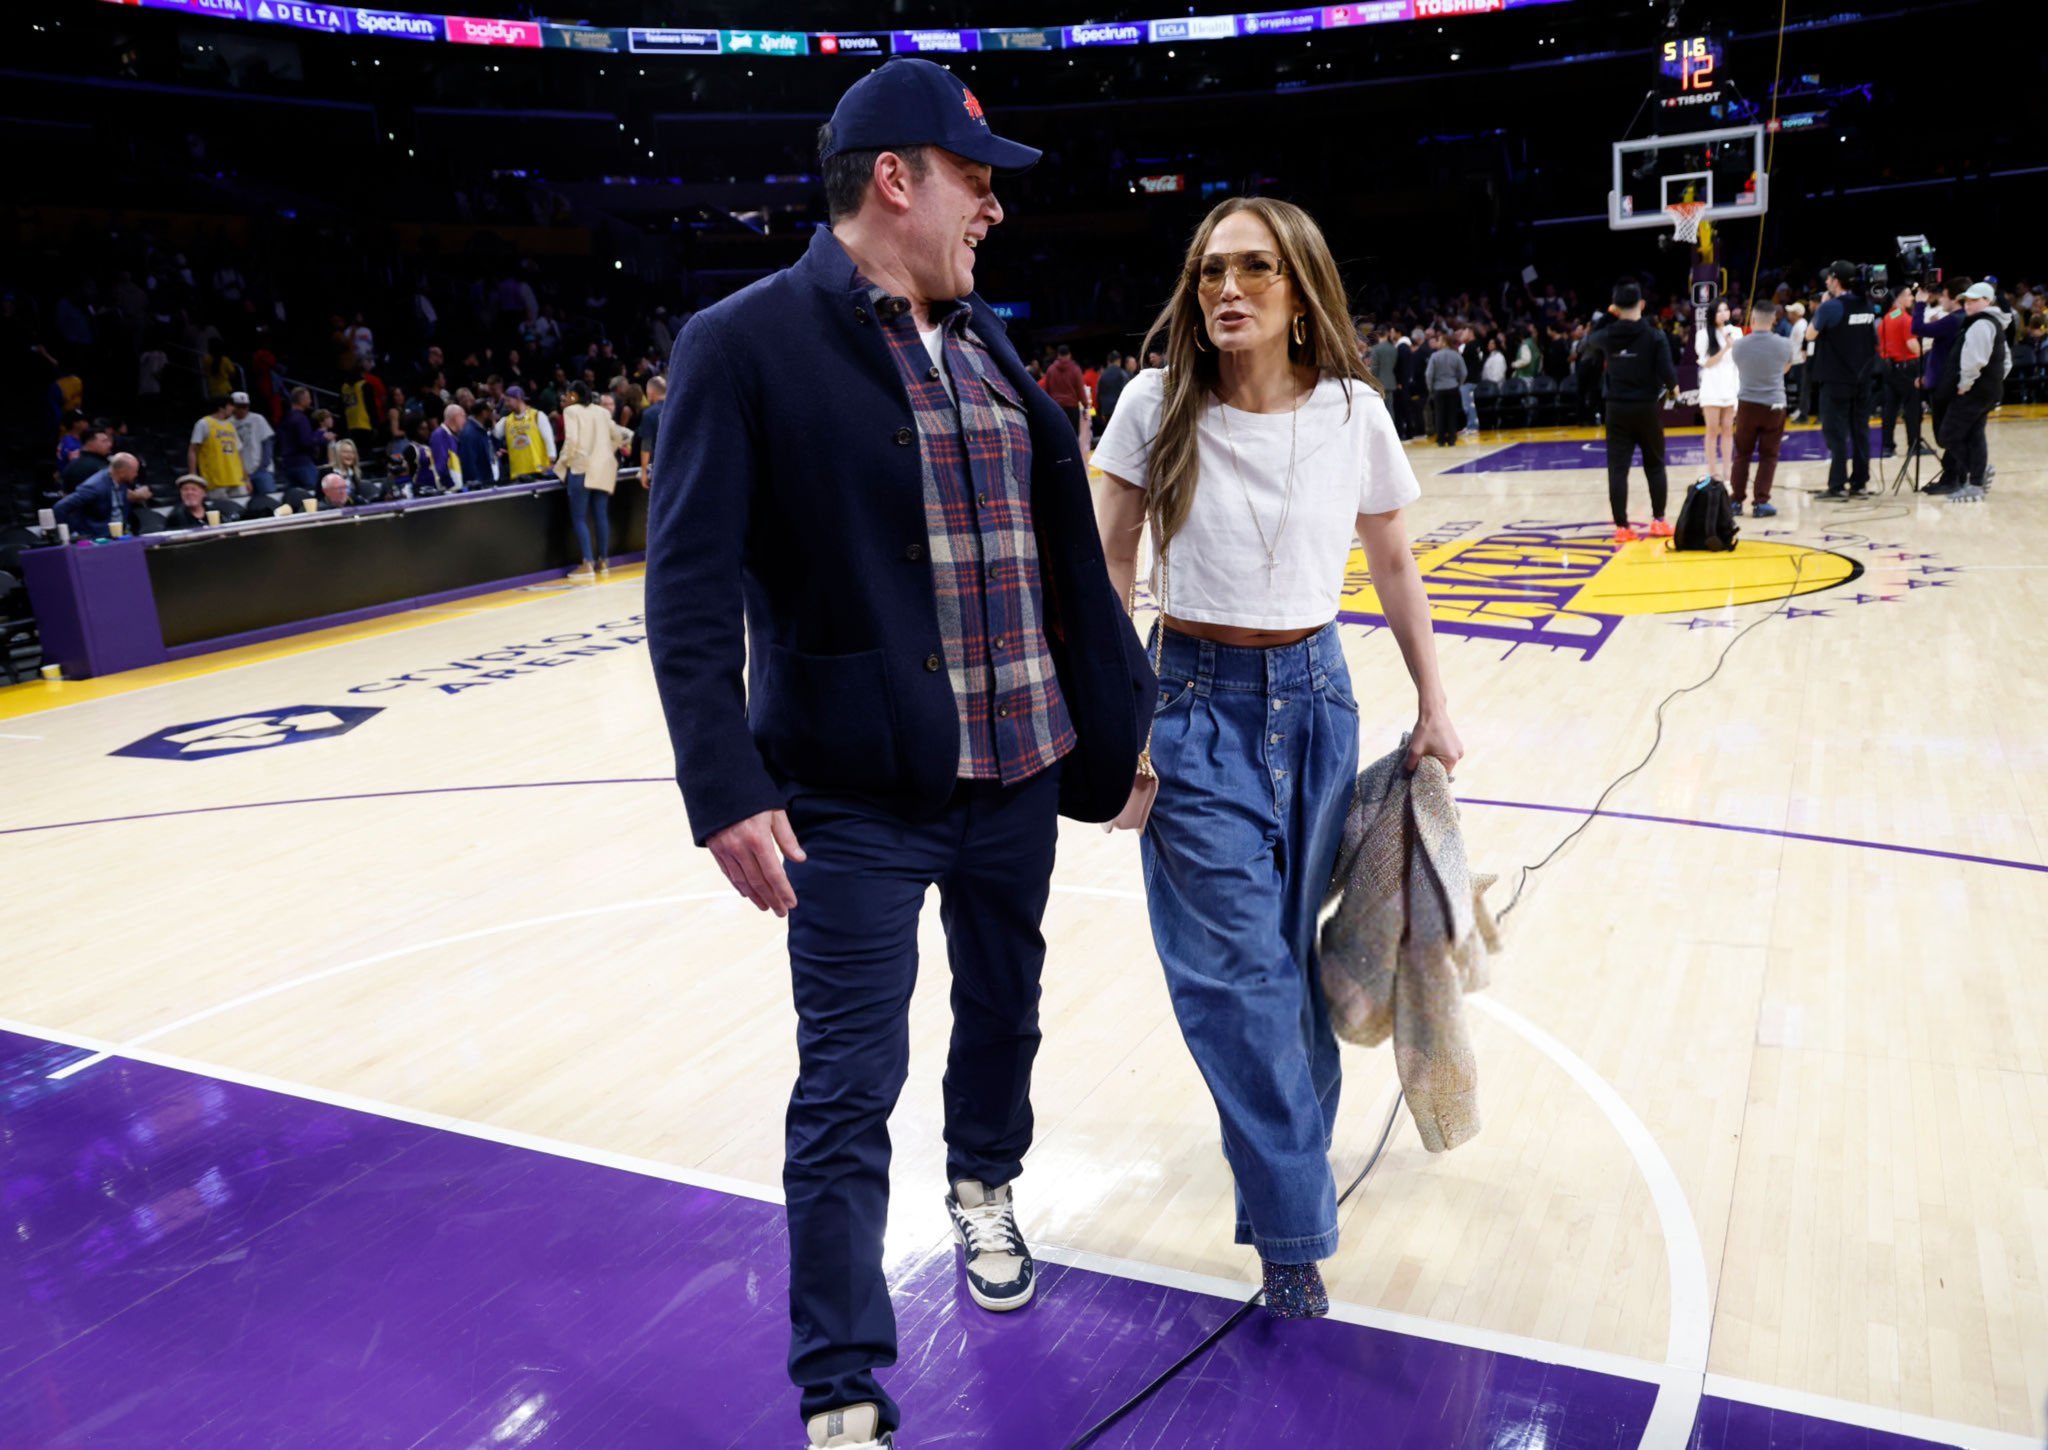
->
[708,809,806,917]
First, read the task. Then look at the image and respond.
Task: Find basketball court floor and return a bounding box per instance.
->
[4,414,2044,1449]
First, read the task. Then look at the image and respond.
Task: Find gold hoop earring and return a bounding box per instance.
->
[1292,314,1307,346]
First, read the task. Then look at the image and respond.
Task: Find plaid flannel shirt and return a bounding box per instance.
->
[867,284,1075,784]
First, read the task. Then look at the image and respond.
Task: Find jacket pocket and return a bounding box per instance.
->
[752,644,902,793]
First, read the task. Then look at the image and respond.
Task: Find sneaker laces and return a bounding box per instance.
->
[956,1196,1021,1258]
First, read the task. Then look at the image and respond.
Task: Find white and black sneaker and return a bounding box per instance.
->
[805,1402,892,1448]
[945,1179,1035,1311]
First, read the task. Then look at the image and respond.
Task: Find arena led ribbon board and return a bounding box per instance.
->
[97,0,1573,56]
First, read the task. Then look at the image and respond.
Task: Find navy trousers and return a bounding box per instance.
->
[1818,378,1873,490]
[781,765,1061,1433]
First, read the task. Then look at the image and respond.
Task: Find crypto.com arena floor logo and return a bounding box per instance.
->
[113,706,383,760]
[1338,519,1863,660]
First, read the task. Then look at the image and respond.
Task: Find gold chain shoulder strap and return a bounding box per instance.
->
[1134,517,1169,778]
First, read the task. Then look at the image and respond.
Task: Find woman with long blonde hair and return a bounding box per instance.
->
[1091,197,1464,1318]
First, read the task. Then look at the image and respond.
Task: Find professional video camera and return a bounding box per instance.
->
[1841,236,1940,301]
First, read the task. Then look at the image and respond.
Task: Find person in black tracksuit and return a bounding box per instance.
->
[1579,281,1678,540]
[1808,260,1880,497]
[1397,329,1429,440]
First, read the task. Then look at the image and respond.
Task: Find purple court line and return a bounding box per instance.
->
[6,778,2045,877]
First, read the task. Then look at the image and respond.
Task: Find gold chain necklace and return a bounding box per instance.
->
[1216,379,1307,588]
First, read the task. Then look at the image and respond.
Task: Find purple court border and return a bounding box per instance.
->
[0,1028,1989,1450]
[3,778,2042,876]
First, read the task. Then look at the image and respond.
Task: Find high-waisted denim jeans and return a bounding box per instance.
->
[1140,621,1360,1263]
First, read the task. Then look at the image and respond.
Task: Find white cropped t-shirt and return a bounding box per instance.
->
[1091,369,1421,630]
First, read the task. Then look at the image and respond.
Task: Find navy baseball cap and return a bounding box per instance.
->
[820,58,1041,172]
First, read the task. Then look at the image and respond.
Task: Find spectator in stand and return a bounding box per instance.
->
[326,438,368,497]
[1369,327,1400,402]
[1041,344,1087,434]
[1426,331,1467,446]
[1481,334,1508,386]
[203,336,238,404]
[459,401,499,490]
[346,312,376,370]
[636,375,667,490]
[189,395,247,496]
[430,403,467,491]
[55,411,90,470]
[1095,352,1130,429]
[497,386,557,481]
[339,360,386,460]
[276,388,324,495]
[164,474,221,530]
[1511,324,1542,380]
[315,471,357,512]
[52,452,146,539]
[231,391,279,496]
[58,425,115,489]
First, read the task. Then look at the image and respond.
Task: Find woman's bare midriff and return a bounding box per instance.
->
[1162,615,1329,649]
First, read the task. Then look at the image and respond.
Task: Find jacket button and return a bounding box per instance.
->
[927,366,941,381]
[997,706,1011,719]
[905,543,924,561]
[894,427,914,446]
[855,307,869,324]
[925,654,942,672]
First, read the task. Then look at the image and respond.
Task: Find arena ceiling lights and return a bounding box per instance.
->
[97,0,1573,57]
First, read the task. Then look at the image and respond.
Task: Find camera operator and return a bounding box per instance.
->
[1807,261,1879,498]
[1876,287,1926,458]
[1931,283,2011,501]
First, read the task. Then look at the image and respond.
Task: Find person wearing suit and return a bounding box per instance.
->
[644,59,1153,1450]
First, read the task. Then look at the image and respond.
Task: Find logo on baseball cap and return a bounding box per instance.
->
[820,58,1040,171]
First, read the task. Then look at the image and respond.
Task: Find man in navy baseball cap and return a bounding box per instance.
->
[648,42,1153,1450]
[820,56,1041,173]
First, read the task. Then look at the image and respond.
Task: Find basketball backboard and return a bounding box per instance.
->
[1609,124,1767,233]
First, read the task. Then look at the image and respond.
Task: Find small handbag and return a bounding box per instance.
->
[1105,535,1169,834]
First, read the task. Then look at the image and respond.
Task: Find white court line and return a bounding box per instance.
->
[1468,994,1713,1449]
[5,1011,2036,1449]
[45,892,731,1080]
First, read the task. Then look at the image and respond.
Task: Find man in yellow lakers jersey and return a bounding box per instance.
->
[493,385,557,480]
[188,397,247,495]
[339,364,386,457]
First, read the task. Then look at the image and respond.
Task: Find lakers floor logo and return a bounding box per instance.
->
[1339,520,1863,660]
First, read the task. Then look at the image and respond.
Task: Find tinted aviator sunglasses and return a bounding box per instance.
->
[1191,250,1289,295]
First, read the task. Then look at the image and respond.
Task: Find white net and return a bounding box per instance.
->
[1666,203,1707,243]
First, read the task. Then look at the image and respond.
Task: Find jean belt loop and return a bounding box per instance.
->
[1194,637,1216,695]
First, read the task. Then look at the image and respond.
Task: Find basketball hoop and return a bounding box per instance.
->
[1666,201,1708,244]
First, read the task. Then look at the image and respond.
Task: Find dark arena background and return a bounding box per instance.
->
[3,1,2046,1448]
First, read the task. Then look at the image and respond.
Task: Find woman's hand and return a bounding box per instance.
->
[1406,706,1465,777]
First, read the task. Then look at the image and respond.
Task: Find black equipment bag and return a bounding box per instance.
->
[1670,477,1739,552]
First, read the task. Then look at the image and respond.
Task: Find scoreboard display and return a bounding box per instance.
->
[1659,34,1726,112]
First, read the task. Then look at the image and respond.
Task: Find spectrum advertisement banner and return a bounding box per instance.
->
[1063,21,1143,46]
[349,8,440,40]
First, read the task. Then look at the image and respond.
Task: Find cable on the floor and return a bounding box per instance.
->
[1063,1093,1403,1449]
[1499,545,1811,922]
